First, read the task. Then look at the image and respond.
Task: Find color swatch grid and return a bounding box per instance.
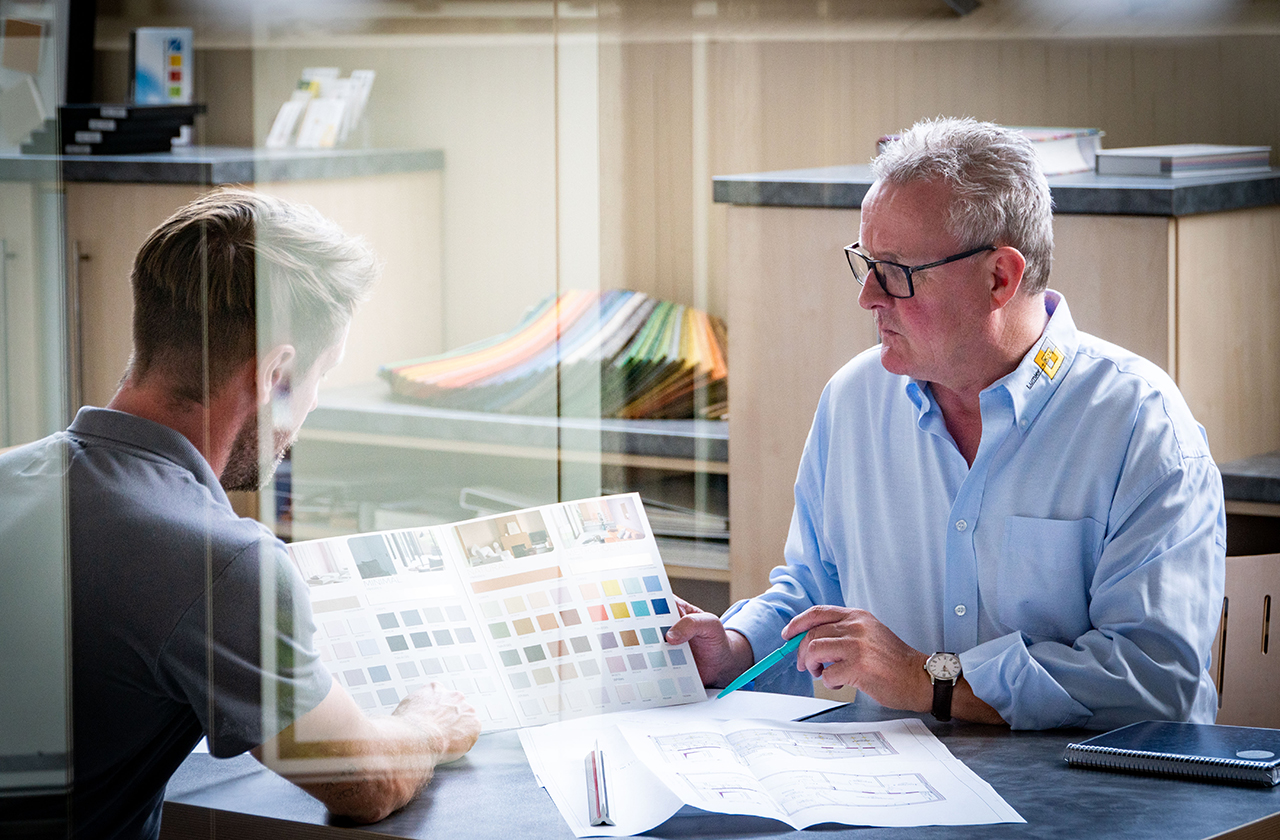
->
[288,493,704,732]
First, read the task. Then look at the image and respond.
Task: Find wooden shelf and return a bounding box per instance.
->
[302,382,729,472]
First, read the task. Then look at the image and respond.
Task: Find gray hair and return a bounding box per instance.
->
[871,117,1054,294]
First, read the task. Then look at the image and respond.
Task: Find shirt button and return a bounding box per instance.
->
[955,520,967,532]
[1020,418,1029,428]
[955,604,967,616]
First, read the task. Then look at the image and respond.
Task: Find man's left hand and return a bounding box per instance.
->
[784,606,931,713]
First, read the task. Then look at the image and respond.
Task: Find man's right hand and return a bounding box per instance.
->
[664,596,755,688]
[392,683,480,764]
[253,679,481,824]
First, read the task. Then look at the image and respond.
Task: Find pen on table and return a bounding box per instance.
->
[715,631,807,699]
[585,739,614,827]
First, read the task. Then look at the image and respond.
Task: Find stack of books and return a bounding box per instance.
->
[1094,144,1272,178]
[21,103,203,155]
[381,290,728,421]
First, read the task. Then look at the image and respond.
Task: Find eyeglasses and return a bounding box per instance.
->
[844,242,996,299]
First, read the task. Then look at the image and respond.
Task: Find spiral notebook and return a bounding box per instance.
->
[1064,721,1280,787]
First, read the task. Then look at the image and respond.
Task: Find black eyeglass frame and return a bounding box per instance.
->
[844,242,997,299]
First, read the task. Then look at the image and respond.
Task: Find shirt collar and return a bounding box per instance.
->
[67,406,231,507]
[989,289,1078,432]
[903,289,1079,433]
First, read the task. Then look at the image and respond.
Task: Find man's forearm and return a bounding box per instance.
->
[253,682,464,824]
[289,714,446,823]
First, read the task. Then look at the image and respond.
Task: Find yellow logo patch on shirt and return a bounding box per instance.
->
[1034,341,1063,379]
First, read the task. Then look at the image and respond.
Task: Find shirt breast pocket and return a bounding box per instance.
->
[998,515,1104,642]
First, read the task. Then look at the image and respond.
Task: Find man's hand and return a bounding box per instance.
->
[785,606,1005,724]
[253,680,481,824]
[786,606,932,712]
[664,596,755,688]
[392,683,481,764]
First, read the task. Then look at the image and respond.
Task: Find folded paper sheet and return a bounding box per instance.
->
[521,701,1024,836]
[518,690,848,837]
[618,717,1024,830]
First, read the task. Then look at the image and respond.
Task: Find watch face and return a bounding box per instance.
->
[926,652,962,680]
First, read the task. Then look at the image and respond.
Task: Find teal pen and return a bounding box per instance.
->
[716,632,807,699]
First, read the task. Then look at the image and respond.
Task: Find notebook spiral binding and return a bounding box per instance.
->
[1065,743,1280,786]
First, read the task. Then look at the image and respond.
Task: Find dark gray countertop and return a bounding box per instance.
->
[164,702,1280,839]
[0,146,444,185]
[713,163,1280,216]
[304,382,729,464]
[1221,450,1280,505]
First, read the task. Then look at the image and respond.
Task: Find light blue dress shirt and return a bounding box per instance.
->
[723,291,1225,730]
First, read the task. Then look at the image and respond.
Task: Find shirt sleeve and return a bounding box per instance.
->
[159,531,333,757]
[963,446,1226,730]
[722,388,844,696]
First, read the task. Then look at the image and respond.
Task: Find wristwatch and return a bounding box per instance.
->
[923,652,962,722]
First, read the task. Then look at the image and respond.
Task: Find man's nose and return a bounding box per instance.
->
[858,272,888,310]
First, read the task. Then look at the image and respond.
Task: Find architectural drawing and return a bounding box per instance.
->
[767,770,943,813]
[652,727,896,766]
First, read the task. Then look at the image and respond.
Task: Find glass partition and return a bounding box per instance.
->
[0,0,72,827]
[3,0,1278,833]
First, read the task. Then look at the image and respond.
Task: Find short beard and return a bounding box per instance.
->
[220,412,296,493]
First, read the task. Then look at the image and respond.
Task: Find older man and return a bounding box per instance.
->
[0,190,479,839]
[669,117,1225,730]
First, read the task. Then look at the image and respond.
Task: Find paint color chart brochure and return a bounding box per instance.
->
[286,493,705,731]
[617,717,1024,830]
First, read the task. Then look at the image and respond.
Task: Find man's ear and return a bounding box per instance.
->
[989,245,1027,310]
[257,344,297,406]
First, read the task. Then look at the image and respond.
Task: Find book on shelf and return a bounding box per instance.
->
[58,113,194,136]
[1012,127,1104,175]
[381,290,728,422]
[130,27,192,105]
[62,136,180,155]
[878,126,1103,175]
[59,103,204,121]
[1064,720,1280,787]
[1094,144,1272,177]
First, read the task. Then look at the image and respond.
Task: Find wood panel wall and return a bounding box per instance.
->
[607,30,1280,324]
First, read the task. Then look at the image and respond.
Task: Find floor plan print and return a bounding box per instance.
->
[729,728,896,760]
[617,717,1026,831]
[652,728,897,766]
[764,770,942,812]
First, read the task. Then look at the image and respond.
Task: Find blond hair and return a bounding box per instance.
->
[129,188,378,401]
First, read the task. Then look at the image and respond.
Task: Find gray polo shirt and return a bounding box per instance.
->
[0,408,331,839]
